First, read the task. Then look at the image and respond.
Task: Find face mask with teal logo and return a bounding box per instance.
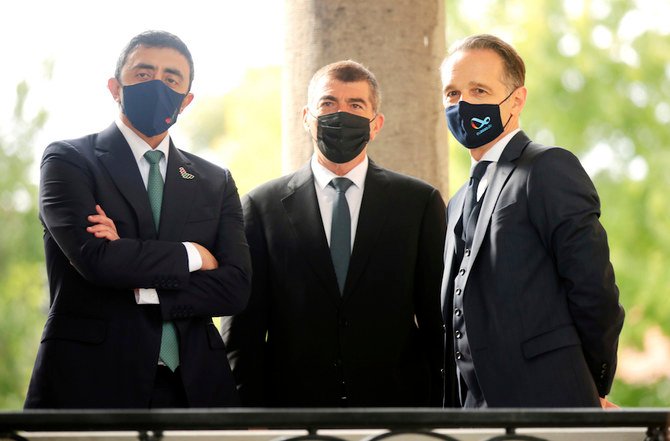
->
[122,80,186,137]
[445,89,514,149]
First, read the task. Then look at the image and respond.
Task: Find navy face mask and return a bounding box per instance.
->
[122,80,186,137]
[445,90,514,149]
[315,111,372,164]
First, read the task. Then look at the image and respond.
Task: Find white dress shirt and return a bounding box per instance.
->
[471,128,521,202]
[311,154,368,250]
[114,118,202,304]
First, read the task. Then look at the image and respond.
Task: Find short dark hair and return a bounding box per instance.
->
[307,60,382,113]
[115,30,195,91]
[443,34,525,92]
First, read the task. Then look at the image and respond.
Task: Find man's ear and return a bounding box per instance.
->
[511,86,527,114]
[369,112,385,142]
[108,78,122,103]
[179,93,195,113]
[301,106,311,132]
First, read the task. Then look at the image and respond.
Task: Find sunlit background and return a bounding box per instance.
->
[1,0,669,408]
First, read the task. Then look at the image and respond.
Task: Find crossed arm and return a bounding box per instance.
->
[86,204,219,270]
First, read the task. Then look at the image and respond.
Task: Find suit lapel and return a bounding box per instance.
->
[465,131,532,277]
[282,164,341,303]
[344,161,390,299]
[95,124,156,239]
[159,143,197,241]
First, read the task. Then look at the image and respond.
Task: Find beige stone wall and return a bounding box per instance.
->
[283,0,449,195]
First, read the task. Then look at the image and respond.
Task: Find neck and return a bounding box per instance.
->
[317,149,367,176]
[469,121,520,161]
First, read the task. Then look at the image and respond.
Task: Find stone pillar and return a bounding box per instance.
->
[283,0,449,194]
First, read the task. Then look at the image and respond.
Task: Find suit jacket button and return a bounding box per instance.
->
[454,308,462,317]
[455,330,462,339]
[455,351,463,360]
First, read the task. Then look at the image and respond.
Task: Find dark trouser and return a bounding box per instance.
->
[150,365,188,408]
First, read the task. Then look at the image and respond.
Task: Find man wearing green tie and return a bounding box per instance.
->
[25,30,251,408]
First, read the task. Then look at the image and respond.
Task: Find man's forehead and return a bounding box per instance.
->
[125,46,188,67]
[314,78,371,99]
[441,49,504,84]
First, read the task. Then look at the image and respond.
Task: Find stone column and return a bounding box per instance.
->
[283,0,449,194]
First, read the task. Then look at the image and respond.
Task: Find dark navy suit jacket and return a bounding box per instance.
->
[441,131,624,407]
[25,123,251,408]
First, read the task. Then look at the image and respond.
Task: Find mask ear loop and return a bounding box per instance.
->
[498,87,517,105]
[499,87,518,130]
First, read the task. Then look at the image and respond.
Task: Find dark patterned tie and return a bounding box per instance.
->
[144,150,179,372]
[462,160,491,246]
[329,177,354,294]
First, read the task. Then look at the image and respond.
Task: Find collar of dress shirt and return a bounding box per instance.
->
[470,128,521,168]
[115,117,171,165]
[470,128,520,202]
[311,153,368,191]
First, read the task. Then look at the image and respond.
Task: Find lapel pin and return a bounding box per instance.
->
[179,166,195,180]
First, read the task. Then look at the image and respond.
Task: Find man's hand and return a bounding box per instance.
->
[192,242,219,270]
[87,205,119,241]
[600,396,620,409]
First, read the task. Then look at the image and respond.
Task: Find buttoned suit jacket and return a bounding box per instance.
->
[25,123,251,408]
[222,159,457,407]
[441,131,624,407]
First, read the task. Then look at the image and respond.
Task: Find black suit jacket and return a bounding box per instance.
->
[442,131,624,407]
[221,159,456,407]
[25,123,251,408]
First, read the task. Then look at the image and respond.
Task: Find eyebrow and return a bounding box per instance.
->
[468,81,490,90]
[443,80,491,94]
[131,63,184,80]
[132,62,156,72]
[318,95,369,106]
[164,67,185,80]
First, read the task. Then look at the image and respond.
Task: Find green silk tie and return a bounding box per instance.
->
[144,150,179,372]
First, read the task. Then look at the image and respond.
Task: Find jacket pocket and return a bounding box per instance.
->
[41,314,106,344]
[206,322,226,349]
[522,325,581,359]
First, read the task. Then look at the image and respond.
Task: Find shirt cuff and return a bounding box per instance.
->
[135,288,160,304]
[183,242,203,272]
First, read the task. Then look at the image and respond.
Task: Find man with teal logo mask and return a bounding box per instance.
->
[222,60,454,407]
[25,30,251,409]
[439,34,624,408]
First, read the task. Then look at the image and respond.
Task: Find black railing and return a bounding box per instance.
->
[1,408,669,441]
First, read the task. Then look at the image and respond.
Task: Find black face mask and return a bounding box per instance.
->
[314,112,372,164]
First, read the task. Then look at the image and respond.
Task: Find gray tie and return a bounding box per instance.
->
[329,177,353,294]
[144,150,179,372]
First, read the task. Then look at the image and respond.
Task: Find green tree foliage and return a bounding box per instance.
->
[0,81,48,409]
[183,67,282,196]
[446,0,670,405]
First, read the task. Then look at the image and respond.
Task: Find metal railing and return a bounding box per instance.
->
[1,408,669,441]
